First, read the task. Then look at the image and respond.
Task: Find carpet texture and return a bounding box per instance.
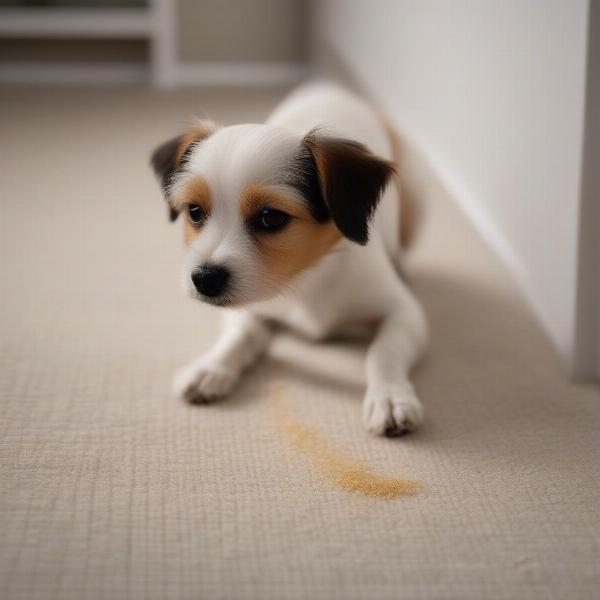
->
[1,86,599,600]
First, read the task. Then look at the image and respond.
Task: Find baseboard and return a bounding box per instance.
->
[0,61,149,84]
[160,62,307,88]
[0,60,307,87]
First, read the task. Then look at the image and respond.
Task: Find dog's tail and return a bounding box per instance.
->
[379,115,424,251]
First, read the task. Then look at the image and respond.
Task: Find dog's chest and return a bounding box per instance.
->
[250,246,392,340]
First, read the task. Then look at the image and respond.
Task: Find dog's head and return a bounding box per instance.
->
[151,120,394,307]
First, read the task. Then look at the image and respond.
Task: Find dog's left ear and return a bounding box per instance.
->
[150,119,217,221]
[303,130,395,245]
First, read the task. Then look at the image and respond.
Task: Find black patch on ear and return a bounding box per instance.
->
[151,135,185,221]
[288,145,330,223]
[151,135,180,191]
[150,131,206,221]
[302,131,395,245]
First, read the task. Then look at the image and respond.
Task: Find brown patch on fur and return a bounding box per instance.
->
[378,115,417,249]
[150,119,217,221]
[241,184,342,283]
[241,184,315,221]
[183,220,199,246]
[170,176,212,245]
[174,121,216,165]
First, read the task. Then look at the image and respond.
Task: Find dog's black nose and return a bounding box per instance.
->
[191,265,230,298]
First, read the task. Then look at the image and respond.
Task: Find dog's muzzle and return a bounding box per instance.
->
[191,264,230,298]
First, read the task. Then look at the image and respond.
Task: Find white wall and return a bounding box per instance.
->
[312,0,589,363]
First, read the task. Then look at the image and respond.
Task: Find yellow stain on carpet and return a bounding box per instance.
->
[270,385,421,500]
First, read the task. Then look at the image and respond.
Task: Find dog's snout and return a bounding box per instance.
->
[191,265,230,298]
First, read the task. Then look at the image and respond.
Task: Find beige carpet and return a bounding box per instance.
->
[1,85,599,600]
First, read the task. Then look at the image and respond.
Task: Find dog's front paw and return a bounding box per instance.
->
[363,383,424,437]
[173,361,238,404]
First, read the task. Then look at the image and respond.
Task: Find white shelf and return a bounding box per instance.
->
[0,60,150,84]
[0,7,153,39]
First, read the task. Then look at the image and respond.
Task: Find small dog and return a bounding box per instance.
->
[151,83,428,436]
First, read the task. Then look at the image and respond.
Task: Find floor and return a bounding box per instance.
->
[1,85,599,600]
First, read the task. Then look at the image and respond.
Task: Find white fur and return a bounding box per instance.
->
[174,83,428,436]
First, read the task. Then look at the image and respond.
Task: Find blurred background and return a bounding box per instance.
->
[0,0,307,85]
[0,0,597,378]
[2,3,600,600]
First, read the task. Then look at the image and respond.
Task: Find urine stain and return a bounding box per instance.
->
[270,385,421,500]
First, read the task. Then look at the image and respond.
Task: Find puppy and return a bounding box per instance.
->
[151,83,428,436]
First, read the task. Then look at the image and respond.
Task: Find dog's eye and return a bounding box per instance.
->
[187,203,206,225]
[256,208,290,232]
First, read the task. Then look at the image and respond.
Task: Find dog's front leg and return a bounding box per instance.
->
[173,311,273,403]
[363,288,428,436]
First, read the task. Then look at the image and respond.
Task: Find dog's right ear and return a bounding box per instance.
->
[150,119,217,221]
[302,130,395,245]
